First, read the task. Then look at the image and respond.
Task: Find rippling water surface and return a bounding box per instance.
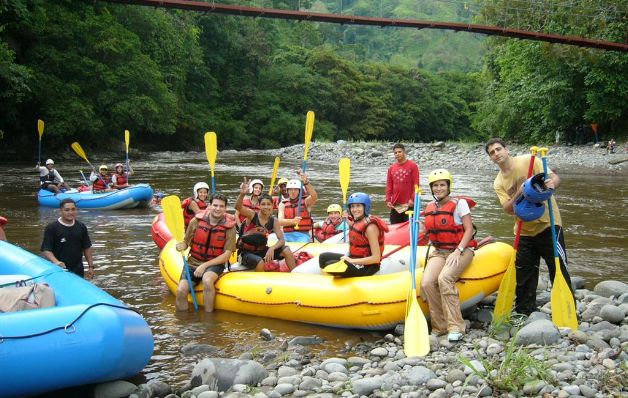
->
[1,150,626,386]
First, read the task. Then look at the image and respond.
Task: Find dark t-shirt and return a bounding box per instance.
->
[41,220,92,277]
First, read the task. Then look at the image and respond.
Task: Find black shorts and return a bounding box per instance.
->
[240,247,285,269]
[41,182,59,192]
[180,263,225,284]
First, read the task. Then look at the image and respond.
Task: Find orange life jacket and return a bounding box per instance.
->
[349,216,389,264]
[238,213,274,252]
[315,217,342,242]
[189,213,236,262]
[114,172,128,186]
[281,197,313,233]
[181,197,208,227]
[423,197,477,250]
[238,197,260,223]
[93,173,111,191]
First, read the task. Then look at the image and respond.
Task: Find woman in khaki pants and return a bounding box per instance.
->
[420,169,476,342]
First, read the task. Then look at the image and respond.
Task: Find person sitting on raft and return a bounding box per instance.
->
[111,163,133,189]
[235,178,264,231]
[272,177,289,210]
[182,182,209,228]
[420,169,476,343]
[36,159,71,193]
[235,178,297,271]
[313,204,344,242]
[90,165,112,193]
[278,172,318,242]
[319,192,389,277]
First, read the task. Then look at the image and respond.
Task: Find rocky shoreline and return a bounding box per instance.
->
[91,278,628,398]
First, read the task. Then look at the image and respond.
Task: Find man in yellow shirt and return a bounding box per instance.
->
[486,138,574,315]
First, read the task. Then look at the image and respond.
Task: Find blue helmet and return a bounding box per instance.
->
[514,195,545,222]
[523,173,553,203]
[347,192,371,216]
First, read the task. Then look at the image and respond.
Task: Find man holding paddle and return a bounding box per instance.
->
[36,159,70,193]
[386,143,420,224]
[486,138,574,316]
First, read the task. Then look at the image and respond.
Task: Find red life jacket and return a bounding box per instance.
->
[349,216,389,264]
[93,173,111,191]
[114,172,128,186]
[238,197,261,223]
[239,213,274,252]
[281,197,313,233]
[423,197,477,250]
[315,217,342,242]
[181,197,208,227]
[189,213,236,262]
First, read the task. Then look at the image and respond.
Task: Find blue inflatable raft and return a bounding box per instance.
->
[37,183,154,209]
[0,241,154,397]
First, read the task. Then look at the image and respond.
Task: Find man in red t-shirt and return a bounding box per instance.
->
[385,143,420,224]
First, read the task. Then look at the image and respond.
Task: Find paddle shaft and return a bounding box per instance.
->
[295,111,314,230]
[79,170,89,186]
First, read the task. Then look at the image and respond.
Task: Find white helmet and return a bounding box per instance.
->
[286,179,301,189]
[45,159,54,165]
[248,179,264,194]
[193,182,210,199]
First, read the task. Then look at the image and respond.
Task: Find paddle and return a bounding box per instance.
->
[37,119,44,165]
[162,195,199,312]
[205,132,217,194]
[338,157,351,242]
[268,156,280,195]
[492,146,538,325]
[404,186,430,357]
[295,111,315,230]
[124,129,131,181]
[70,142,108,188]
[79,170,89,186]
[540,147,578,330]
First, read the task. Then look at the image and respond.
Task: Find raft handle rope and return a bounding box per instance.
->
[0,269,65,289]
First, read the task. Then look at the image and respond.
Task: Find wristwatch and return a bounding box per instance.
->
[457,246,465,254]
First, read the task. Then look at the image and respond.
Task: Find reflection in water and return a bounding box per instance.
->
[0,151,626,386]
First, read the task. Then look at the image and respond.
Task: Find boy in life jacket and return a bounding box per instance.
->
[182,182,209,228]
[36,159,70,193]
[319,192,389,277]
[420,169,476,343]
[90,165,112,193]
[313,204,343,242]
[277,172,318,243]
[112,163,133,189]
[235,178,264,231]
[235,178,297,271]
[175,193,236,312]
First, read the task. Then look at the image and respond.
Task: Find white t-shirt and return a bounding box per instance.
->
[37,166,64,183]
[452,199,471,225]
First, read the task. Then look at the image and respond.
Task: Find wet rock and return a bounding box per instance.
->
[181,343,221,357]
[147,380,172,398]
[515,319,561,346]
[260,328,274,341]
[288,336,324,346]
[191,358,268,392]
[94,380,137,398]
[594,281,628,298]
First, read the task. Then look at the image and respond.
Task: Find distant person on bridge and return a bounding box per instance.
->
[385,143,420,224]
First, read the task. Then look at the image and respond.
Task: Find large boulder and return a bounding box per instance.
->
[514,319,561,346]
[191,358,268,392]
[594,281,628,298]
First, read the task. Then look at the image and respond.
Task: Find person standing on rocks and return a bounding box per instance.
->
[385,143,419,224]
[485,138,574,315]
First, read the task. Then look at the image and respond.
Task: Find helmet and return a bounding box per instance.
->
[327,204,342,213]
[99,165,108,171]
[115,163,124,168]
[248,179,264,194]
[45,159,54,165]
[428,169,453,190]
[286,179,301,189]
[277,178,289,186]
[347,192,371,216]
[193,182,210,199]
[514,195,545,222]
[523,173,553,203]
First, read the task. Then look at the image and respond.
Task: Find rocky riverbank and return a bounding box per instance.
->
[92,278,628,398]
[243,141,628,175]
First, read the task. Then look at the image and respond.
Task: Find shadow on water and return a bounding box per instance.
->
[1,150,626,387]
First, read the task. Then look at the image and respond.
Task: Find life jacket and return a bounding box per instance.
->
[40,169,56,184]
[189,213,236,262]
[281,197,313,233]
[181,197,208,227]
[238,213,274,252]
[238,197,261,223]
[114,172,128,186]
[92,173,111,191]
[348,216,389,264]
[315,217,342,242]
[423,196,477,250]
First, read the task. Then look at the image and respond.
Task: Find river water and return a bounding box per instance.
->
[0,150,626,387]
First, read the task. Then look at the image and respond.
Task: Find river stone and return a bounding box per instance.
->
[197,391,219,398]
[352,376,383,396]
[370,347,389,357]
[260,328,274,341]
[277,366,298,377]
[578,384,597,398]
[146,380,172,398]
[320,357,349,368]
[426,379,447,390]
[323,362,348,374]
[289,336,324,346]
[327,371,349,382]
[299,376,322,390]
[594,281,628,298]
[274,383,295,396]
[191,358,268,391]
[522,380,547,395]
[600,304,625,324]
[404,366,437,385]
[181,343,221,357]
[515,319,561,346]
[94,380,138,398]
[347,356,369,368]
[446,369,466,383]
[571,276,586,289]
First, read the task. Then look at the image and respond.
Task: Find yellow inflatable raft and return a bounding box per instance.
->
[159,241,513,330]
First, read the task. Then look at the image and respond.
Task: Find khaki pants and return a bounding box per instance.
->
[420,248,474,335]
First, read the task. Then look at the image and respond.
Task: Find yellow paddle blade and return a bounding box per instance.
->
[205,132,217,176]
[339,158,350,204]
[404,289,430,357]
[71,142,89,162]
[303,111,315,161]
[229,250,238,265]
[550,258,579,330]
[162,195,186,242]
[539,147,549,157]
[125,129,130,152]
[492,252,517,324]
[323,259,347,274]
[37,119,44,138]
[268,156,280,195]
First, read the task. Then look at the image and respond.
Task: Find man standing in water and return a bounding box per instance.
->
[41,198,95,279]
[485,138,574,315]
[385,143,419,224]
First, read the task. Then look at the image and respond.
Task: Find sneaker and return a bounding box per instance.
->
[447,332,463,342]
